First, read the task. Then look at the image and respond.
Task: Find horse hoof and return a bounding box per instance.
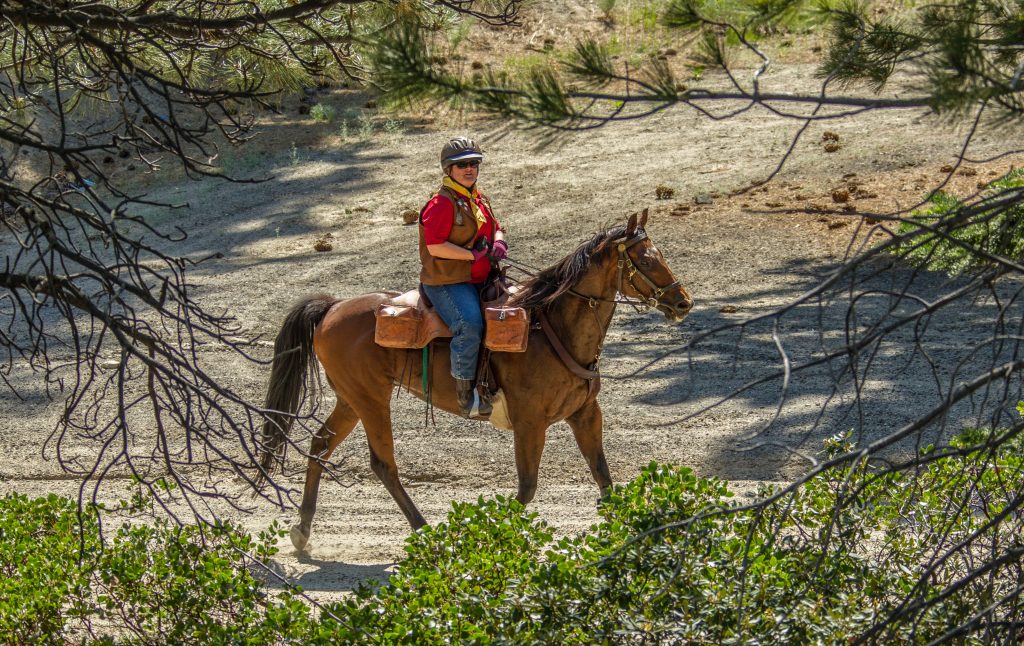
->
[290,525,310,551]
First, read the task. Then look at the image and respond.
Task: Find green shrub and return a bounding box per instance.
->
[0,494,101,643]
[322,432,1024,644]
[309,103,336,122]
[5,427,1024,643]
[0,491,311,644]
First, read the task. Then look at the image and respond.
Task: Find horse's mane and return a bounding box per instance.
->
[510,224,629,311]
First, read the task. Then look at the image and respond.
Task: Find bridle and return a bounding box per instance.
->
[498,228,688,403]
[567,229,685,315]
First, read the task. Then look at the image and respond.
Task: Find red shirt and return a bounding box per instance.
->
[421,192,500,284]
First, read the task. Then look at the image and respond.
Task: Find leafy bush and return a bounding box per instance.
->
[0,491,310,644]
[898,168,1024,273]
[322,431,1024,643]
[5,428,1024,643]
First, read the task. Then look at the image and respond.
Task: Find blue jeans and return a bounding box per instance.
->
[421,282,484,381]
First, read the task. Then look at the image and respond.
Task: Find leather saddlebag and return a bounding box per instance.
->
[484,306,529,352]
[374,304,422,349]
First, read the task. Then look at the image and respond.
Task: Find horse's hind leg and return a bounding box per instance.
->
[291,402,359,551]
[566,401,613,498]
[362,408,428,530]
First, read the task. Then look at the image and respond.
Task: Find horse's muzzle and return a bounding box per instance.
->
[657,291,694,323]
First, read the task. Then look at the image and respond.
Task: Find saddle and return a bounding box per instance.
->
[374,283,529,353]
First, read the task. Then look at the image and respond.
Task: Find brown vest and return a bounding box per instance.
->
[418,186,487,285]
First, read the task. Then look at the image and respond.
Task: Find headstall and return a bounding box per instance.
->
[568,230,682,312]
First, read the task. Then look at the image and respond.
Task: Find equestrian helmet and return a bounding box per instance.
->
[440,136,483,171]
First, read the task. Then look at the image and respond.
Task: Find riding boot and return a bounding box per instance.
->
[455,378,492,419]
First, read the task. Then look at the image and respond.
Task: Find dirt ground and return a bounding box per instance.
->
[3,6,1024,602]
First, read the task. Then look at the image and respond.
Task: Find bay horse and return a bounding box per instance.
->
[258,210,693,550]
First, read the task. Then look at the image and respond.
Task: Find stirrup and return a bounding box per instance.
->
[467,389,492,420]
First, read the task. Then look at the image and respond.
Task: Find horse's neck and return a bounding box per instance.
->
[545,260,618,367]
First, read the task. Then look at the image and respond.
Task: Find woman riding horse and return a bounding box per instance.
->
[258,209,693,550]
[420,136,508,419]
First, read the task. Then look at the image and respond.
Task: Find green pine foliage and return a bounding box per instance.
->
[819,0,1024,121]
[898,169,1024,273]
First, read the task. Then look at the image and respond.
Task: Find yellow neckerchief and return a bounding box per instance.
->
[442,176,487,227]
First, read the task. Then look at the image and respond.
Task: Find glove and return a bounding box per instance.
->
[491,239,509,260]
[471,238,490,262]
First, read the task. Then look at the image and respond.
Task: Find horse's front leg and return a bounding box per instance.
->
[513,423,548,505]
[566,401,612,499]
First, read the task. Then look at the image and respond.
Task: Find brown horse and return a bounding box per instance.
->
[258,210,693,550]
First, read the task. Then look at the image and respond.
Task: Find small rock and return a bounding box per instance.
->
[401,209,418,225]
[694,193,714,205]
[824,142,841,153]
[831,189,850,203]
[99,359,121,370]
[313,237,333,252]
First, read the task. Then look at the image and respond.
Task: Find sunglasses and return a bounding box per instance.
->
[454,160,480,169]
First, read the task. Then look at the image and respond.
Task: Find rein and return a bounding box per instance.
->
[537,310,601,403]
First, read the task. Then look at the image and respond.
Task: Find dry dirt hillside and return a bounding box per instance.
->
[2,2,1022,599]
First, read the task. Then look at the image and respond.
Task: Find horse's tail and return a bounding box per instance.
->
[257,294,338,479]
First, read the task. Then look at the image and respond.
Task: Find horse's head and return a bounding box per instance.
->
[613,209,694,323]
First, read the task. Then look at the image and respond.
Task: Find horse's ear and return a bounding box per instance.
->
[626,212,638,235]
[639,207,649,229]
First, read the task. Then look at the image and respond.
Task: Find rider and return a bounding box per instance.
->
[419,136,508,418]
